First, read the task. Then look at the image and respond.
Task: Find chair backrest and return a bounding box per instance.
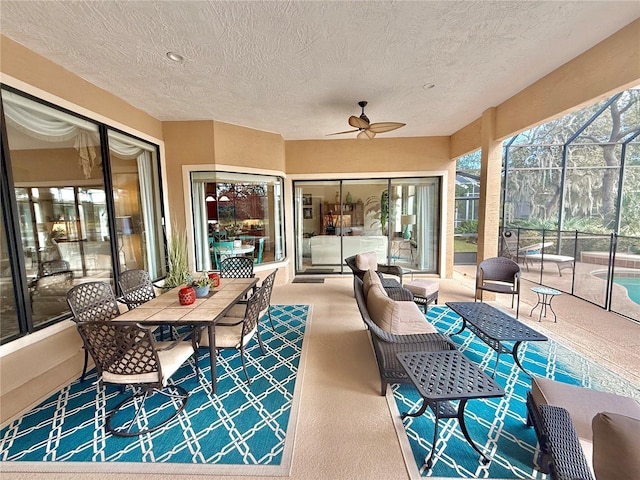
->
[66,281,121,323]
[39,259,72,277]
[213,231,228,241]
[118,269,156,309]
[255,237,265,264]
[212,241,234,269]
[259,269,277,311]
[478,257,521,284]
[240,287,263,339]
[502,231,519,259]
[76,321,163,386]
[220,256,254,278]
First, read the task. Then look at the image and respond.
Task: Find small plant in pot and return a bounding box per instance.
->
[189,274,214,298]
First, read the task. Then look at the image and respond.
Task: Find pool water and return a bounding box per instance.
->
[613,276,640,305]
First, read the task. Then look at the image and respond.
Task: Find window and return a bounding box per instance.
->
[0,87,166,343]
[191,171,285,270]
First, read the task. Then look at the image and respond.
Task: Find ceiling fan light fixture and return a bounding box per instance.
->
[327,100,405,139]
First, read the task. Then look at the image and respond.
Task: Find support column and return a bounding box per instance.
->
[476,108,502,297]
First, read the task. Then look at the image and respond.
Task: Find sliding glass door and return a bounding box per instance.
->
[293,177,440,274]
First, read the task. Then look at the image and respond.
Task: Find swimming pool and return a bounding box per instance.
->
[613,275,640,305]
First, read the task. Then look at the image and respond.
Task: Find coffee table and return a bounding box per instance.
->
[397,350,505,470]
[446,301,548,377]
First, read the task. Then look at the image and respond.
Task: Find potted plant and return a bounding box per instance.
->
[189,274,213,297]
[164,223,190,289]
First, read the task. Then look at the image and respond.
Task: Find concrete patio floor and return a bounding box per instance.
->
[453,264,640,387]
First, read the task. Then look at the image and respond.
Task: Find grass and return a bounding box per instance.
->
[454,237,477,253]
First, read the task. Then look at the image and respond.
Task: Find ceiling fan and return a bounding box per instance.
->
[327,101,406,139]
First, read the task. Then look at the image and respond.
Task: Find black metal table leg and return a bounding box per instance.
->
[456,399,491,465]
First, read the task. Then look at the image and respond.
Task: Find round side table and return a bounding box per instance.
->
[530,286,561,322]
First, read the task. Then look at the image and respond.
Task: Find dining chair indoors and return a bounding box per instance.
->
[198,287,264,385]
[212,241,235,270]
[67,281,122,381]
[475,256,522,318]
[254,237,265,264]
[220,256,254,278]
[76,320,198,437]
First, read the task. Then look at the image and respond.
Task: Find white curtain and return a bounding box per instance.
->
[192,182,210,271]
[416,184,436,271]
[295,186,304,270]
[136,152,159,277]
[3,92,100,178]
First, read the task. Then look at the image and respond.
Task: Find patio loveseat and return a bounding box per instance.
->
[526,376,640,480]
[353,272,455,395]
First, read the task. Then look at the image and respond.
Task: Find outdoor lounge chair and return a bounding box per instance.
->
[353,276,456,395]
[475,256,521,318]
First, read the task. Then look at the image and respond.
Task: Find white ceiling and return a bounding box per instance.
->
[1,1,639,140]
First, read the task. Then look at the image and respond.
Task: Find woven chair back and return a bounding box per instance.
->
[478,257,521,283]
[67,281,121,323]
[259,270,277,311]
[119,269,156,308]
[76,321,162,385]
[242,287,263,337]
[220,256,254,278]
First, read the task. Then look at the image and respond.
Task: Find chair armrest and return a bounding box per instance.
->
[377,264,403,281]
[539,404,595,480]
[386,287,413,301]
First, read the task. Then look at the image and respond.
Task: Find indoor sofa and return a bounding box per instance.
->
[526,376,640,480]
[310,235,387,265]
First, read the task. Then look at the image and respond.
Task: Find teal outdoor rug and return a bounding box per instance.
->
[0,304,310,476]
[389,305,640,479]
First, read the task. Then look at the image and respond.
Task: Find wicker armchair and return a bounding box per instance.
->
[353,276,456,395]
[475,256,521,317]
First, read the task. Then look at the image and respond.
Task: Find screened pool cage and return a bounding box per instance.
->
[500,88,640,321]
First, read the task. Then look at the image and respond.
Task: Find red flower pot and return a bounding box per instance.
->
[208,272,220,287]
[179,286,196,305]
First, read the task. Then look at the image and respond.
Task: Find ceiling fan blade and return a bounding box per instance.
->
[349,115,370,129]
[357,129,376,140]
[326,129,360,136]
[367,122,406,134]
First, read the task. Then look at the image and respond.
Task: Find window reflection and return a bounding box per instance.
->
[192,172,285,271]
[0,204,20,343]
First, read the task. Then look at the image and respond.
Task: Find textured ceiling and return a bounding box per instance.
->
[1,1,639,140]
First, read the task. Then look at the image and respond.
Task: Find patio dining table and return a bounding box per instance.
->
[115,276,258,394]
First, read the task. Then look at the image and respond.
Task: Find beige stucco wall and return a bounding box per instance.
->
[0,35,163,140]
[286,136,456,275]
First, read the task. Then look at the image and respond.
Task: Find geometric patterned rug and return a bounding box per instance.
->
[389,305,640,479]
[0,304,310,476]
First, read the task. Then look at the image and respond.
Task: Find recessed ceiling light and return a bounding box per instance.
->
[423,83,436,90]
[166,51,184,63]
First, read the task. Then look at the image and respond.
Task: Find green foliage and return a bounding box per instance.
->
[165,225,190,288]
[455,220,478,234]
